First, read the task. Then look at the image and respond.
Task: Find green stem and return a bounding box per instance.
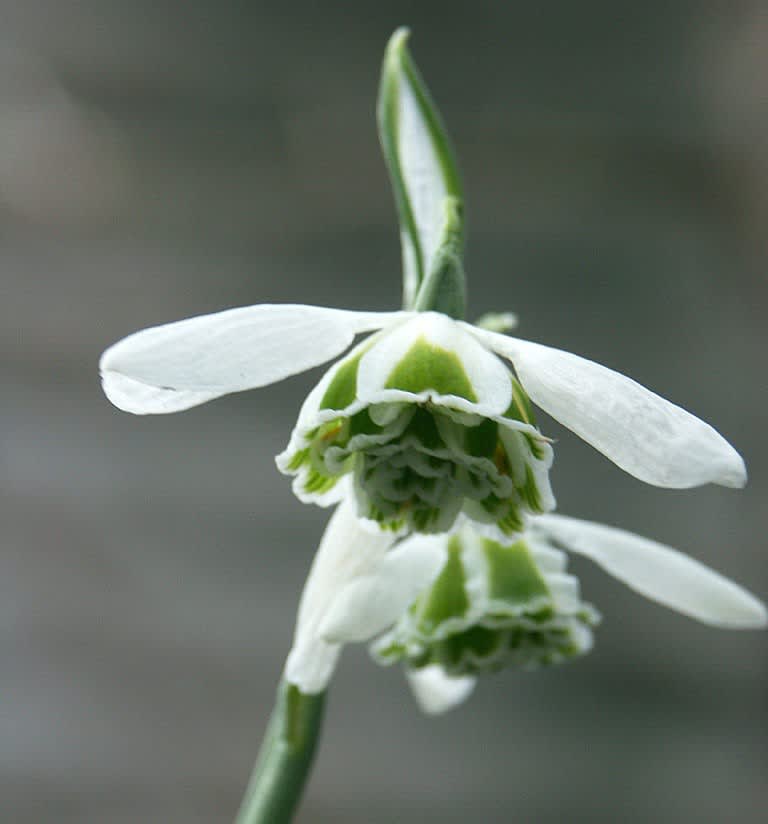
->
[235,680,327,824]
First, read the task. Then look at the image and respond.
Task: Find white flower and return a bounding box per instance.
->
[370,520,600,713]
[379,514,766,714]
[100,301,746,535]
[284,489,445,693]
[99,27,745,533]
[275,311,554,535]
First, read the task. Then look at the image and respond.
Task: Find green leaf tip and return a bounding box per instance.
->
[377,28,465,313]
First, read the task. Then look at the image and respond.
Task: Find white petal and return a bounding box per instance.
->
[100,304,409,414]
[292,331,385,432]
[406,666,476,715]
[319,535,447,643]
[475,328,746,489]
[98,371,223,414]
[284,494,395,693]
[284,637,341,695]
[293,493,395,637]
[358,312,512,415]
[535,514,767,629]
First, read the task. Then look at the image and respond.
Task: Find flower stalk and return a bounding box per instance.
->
[235,680,326,824]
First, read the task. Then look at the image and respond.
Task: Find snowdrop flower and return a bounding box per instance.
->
[371,521,599,713]
[100,300,745,533]
[275,309,555,535]
[99,28,745,535]
[374,514,766,714]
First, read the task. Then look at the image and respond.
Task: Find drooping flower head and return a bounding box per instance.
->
[276,312,554,534]
[374,513,766,714]
[371,522,599,677]
[99,32,747,538]
[99,294,746,535]
[96,28,765,823]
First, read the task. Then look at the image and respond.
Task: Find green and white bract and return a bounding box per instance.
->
[371,523,598,685]
[276,312,554,534]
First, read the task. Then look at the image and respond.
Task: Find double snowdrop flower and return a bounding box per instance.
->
[98,27,764,724]
[280,488,594,700]
[372,520,600,713]
[100,299,745,535]
[99,27,744,535]
[279,496,766,711]
[99,25,744,536]
[371,513,767,714]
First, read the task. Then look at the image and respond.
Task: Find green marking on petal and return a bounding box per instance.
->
[320,351,365,411]
[496,507,525,536]
[523,432,547,462]
[517,464,544,512]
[504,378,537,425]
[302,468,339,495]
[464,417,498,459]
[482,539,550,605]
[285,448,310,472]
[405,407,444,450]
[385,337,477,401]
[348,408,384,438]
[414,536,469,631]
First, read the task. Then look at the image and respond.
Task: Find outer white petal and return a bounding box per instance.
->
[320,535,447,644]
[406,666,476,715]
[284,493,396,694]
[291,331,384,434]
[284,637,341,697]
[473,327,746,489]
[98,371,223,414]
[535,514,767,629]
[358,312,512,415]
[100,304,410,414]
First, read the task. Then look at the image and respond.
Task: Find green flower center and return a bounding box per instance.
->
[281,340,552,534]
[372,536,599,676]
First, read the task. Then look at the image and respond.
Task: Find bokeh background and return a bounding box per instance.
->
[2,2,767,822]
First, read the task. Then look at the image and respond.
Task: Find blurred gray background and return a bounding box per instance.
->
[2,1,767,822]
